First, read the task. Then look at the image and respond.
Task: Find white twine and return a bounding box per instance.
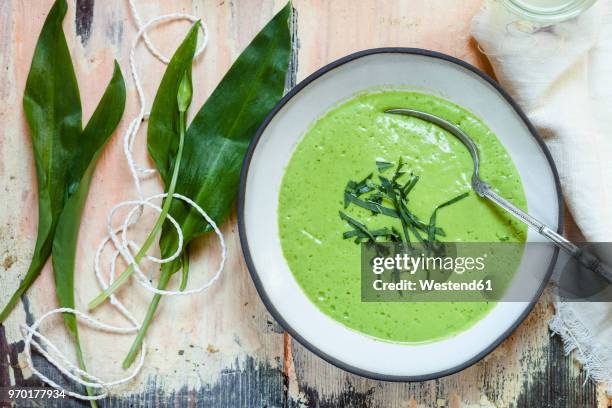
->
[20,0,226,400]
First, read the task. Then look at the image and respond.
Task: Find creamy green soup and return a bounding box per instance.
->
[278,91,527,343]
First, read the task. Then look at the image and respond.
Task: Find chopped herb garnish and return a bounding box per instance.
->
[340,159,469,247]
[343,227,400,243]
[436,191,470,209]
[401,174,419,198]
[427,192,469,242]
[344,173,375,207]
[368,191,383,204]
[344,193,399,218]
[339,211,375,242]
[392,157,406,183]
[376,160,394,172]
[348,173,374,195]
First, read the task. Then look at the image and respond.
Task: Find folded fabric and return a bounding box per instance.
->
[472,0,612,394]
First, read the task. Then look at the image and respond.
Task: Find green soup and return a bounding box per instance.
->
[278,91,527,342]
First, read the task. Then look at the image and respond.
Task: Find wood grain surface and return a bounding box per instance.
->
[0,1,609,407]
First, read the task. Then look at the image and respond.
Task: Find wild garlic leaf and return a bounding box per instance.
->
[51,63,125,401]
[155,3,293,275]
[0,0,82,322]
[119,20,200,369]
[147,23,200,183]
[52,62,126,335]
[85,22,200,315]
[2,0,126,403]
[122,3,292,369]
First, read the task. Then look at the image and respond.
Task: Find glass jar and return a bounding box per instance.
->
[501,0,597,24]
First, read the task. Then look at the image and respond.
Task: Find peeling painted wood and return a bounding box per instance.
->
[75,0,95,44]
[286,290,604,408]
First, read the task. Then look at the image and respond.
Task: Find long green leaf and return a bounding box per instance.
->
[159,2,292,272]
[122,3,292,368]
[52,62,125,400]
[0,0,81,322]
[86,24,199,309]
[53,62,126,333]
[147,24,200,182]
[2,0,126,403]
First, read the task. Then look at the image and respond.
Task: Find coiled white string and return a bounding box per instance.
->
[20,0,226,400]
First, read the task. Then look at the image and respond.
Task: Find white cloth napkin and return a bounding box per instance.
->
[472,0,612,393]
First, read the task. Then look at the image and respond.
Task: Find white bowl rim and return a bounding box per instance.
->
[237,47,563,382]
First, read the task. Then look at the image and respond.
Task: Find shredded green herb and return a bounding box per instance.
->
[340,159,468,247]
[376,160,394,172]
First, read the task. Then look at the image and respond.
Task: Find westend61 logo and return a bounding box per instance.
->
[361,242,612,302]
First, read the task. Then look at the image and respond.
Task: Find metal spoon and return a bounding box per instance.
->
[386,108,612,283]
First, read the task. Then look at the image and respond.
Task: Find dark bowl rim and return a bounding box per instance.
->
[237,47,563,382]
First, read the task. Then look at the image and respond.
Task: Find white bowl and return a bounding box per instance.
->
[238,48,562,381]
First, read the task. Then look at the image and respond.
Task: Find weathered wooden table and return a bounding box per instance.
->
[0,1,610,407]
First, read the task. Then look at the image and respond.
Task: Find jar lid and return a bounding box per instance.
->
[501,0,597,24]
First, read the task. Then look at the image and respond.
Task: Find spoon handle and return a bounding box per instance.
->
[479,183,612,283]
